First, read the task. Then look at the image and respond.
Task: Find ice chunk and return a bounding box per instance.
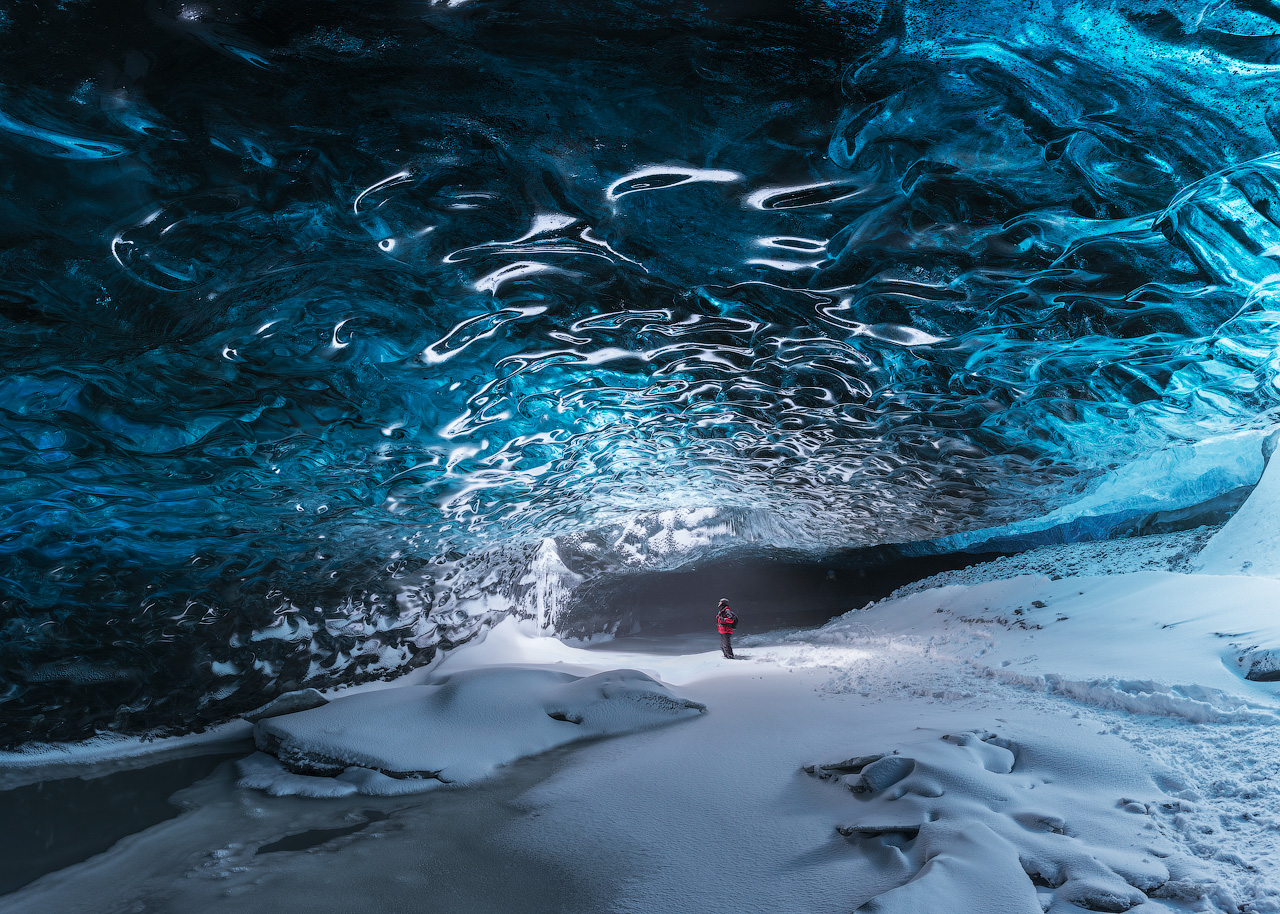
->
[242,667,705,796]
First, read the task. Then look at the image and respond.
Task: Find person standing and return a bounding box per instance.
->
[716,598,738,659]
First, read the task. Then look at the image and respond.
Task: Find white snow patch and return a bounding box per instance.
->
[1197,442,1280,577]
[241,666,705,796]
[834,570,1280,704]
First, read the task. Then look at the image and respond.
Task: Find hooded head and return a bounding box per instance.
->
[718,598,729,608]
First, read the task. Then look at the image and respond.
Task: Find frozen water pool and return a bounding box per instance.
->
[0,751,244,896]
[1,738,612,914]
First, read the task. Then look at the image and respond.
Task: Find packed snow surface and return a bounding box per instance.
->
[3,529,1280,913]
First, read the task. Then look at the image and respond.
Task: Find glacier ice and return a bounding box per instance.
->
[6,0,1280,743]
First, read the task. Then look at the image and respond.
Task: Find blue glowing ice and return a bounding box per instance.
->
[4,0,1280,742]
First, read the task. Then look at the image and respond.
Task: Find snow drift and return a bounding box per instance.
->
[238,666,706,797]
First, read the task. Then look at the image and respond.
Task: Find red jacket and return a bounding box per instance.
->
[717,606,738,634]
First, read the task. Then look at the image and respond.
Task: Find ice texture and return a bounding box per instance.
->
[240,667,705,796]
[8,0,1280,742]
[917,430,1267,554]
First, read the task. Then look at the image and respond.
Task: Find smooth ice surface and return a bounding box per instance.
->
[240,666,705,796]
[13,0,1280,740]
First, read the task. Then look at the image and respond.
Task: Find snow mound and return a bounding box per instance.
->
[239,666,706,797]
[806,729,1207,914]
[1196,444,1280,578]
[819,570,1280,707]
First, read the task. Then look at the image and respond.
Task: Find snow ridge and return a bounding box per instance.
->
[889,527,1221,599]
[982,669,1280,725]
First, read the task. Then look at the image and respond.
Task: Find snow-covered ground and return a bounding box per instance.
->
[4,520,1280,912]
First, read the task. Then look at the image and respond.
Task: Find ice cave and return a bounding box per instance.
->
[3,0,1280,910]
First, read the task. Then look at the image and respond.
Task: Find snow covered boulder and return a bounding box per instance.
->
[239,667,706,797]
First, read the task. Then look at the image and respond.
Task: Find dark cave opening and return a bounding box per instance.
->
[559,548,1014,636]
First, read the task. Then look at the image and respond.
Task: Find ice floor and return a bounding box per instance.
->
[4,536,1280,913]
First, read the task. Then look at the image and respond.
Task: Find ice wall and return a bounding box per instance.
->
[919,430,1269,555]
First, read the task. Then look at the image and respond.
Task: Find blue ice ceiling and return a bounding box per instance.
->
[4,0,1280,742]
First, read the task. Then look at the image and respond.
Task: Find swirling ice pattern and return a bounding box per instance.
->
[3,0,1280,741]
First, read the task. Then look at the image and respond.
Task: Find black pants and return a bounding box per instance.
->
[720,631,734,659]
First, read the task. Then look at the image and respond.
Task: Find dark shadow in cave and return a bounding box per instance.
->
[560,549,1014,637]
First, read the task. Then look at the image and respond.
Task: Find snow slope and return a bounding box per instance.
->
[1197,441,1280,578]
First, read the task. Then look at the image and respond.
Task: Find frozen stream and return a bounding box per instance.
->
[1,735,610,914]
